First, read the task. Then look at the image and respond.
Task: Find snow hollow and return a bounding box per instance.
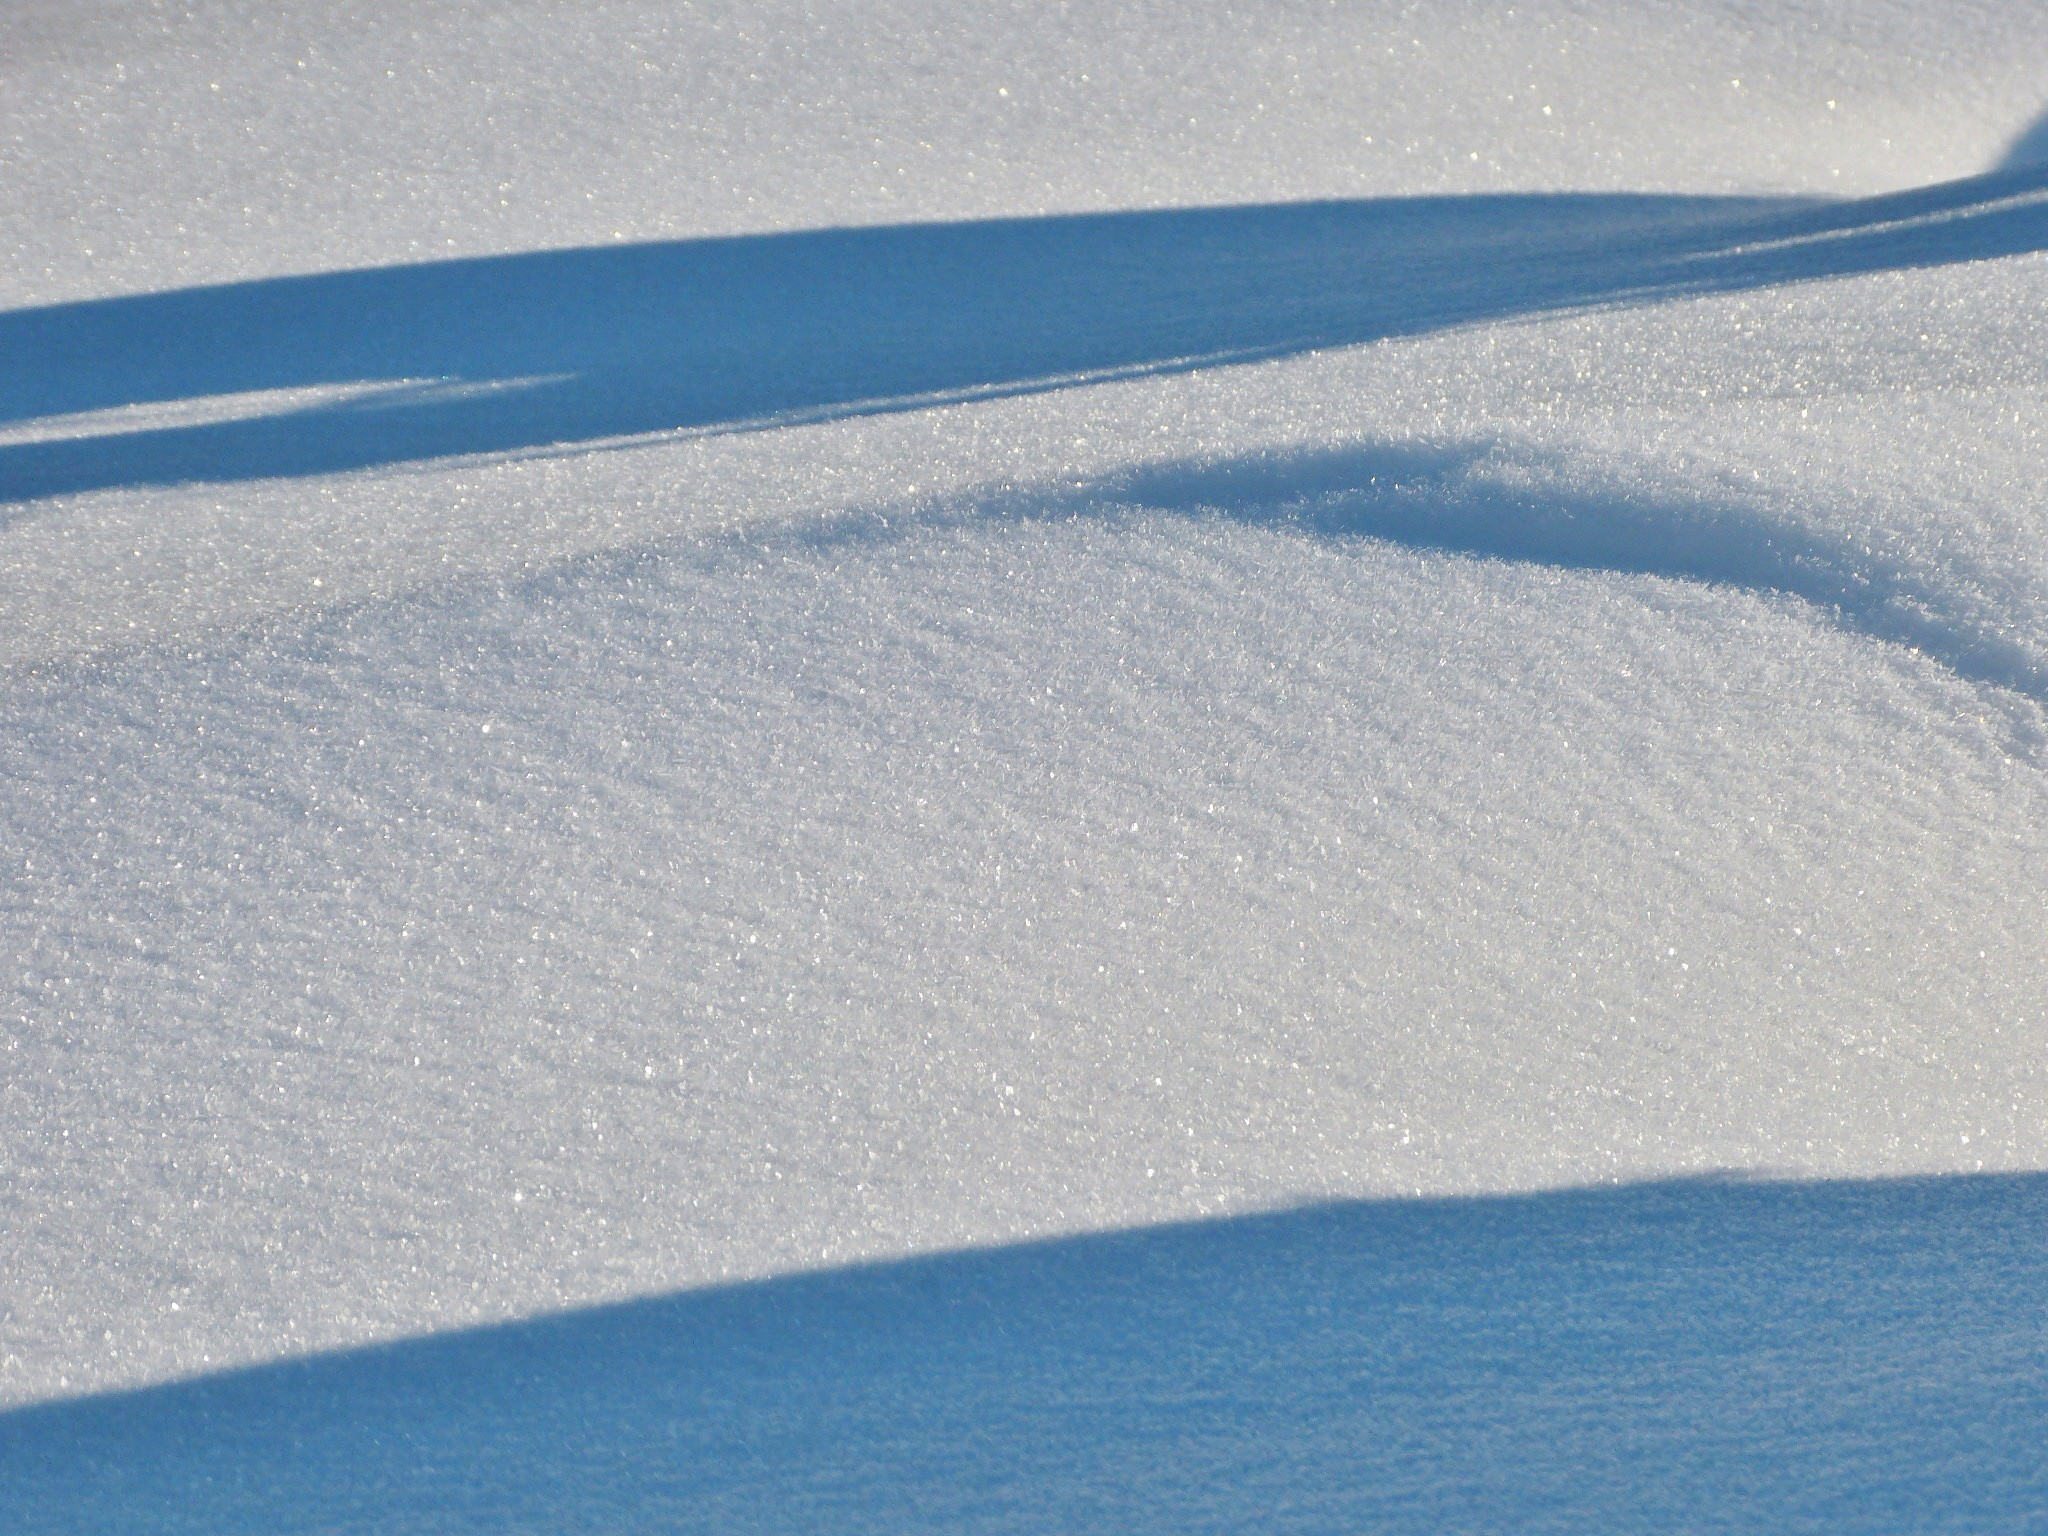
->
[3,1,2047,1528]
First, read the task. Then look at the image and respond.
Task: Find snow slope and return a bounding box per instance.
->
[4,0,2048,1526]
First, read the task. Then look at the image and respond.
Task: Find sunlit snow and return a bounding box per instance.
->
[4,0,2047,1528]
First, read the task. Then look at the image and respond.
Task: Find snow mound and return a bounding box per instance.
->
[3,0,2047,1524]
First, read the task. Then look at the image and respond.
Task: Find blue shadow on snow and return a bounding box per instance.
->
[1999,106,2048,170]
[4,163,2048,504]
[1073,441,2048,701]
[4,1171,2046,1532]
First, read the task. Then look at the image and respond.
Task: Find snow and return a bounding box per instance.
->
[3,0,2047,1525]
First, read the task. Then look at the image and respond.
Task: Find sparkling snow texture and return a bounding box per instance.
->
[3,0,2047,1527]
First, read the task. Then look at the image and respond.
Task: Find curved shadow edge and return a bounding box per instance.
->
[4,1170,2045,1534]
[4,168,2046,505]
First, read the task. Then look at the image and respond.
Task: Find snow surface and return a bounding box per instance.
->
[4,0,2048,1526]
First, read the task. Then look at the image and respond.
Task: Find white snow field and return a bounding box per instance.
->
[5,0,2048,1527]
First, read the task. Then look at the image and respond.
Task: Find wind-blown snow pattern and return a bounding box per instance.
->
[3,1,2047,1528]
